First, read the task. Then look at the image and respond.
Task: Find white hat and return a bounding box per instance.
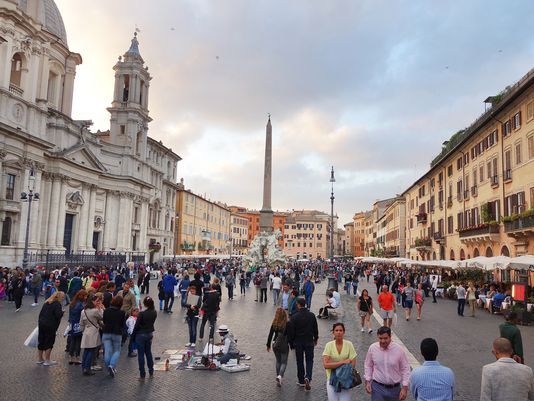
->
[218,325,229,333]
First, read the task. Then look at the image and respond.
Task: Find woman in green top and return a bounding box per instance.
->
[322,323,357,401]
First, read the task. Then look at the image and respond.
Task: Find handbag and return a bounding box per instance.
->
[24,326,39,348]
[350,367,362,388]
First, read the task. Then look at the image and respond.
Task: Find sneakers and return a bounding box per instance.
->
[91,365,102,371]
[368,329,373,334]
[361,328,365,332]
[83,369,95,376]
[36,360,45,365]
[296,381,306,387]
[304,378,311,391]
[128,352,137,358]
[15,308,21,312]
[43,360,57,366]
[185,343,191,347]
[276,375,282,387]
[31,303,38,307]
[108,366,116,378]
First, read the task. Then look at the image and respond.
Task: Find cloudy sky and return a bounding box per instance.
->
[56,0,534,225]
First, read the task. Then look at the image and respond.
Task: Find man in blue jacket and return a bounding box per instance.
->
[163,270,177,314]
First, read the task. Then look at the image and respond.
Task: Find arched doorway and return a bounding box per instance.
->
[500,246,510,257]
[473,248,480,257]
[450,249,455,260]
[485,247,493,257]
[440,245,445,260]
[432,251,436,260]
[460,249,466,260]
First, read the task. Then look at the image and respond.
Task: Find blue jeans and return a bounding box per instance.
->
[294,342,314,383]
[305,293,313,309]
[102,333,122,369]
[181,290,188,307]
[352,282,358,295]
[272,289,280,305]
[136,332,154,378]
[82,347,95,371]
[187,316,199,343]
[345,282,351,295]
[33,287,40,303]
[458,299,466,316]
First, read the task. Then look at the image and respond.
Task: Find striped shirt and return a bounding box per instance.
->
[410,361,455,401]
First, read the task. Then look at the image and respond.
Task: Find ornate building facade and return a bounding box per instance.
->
[0,0,180,266]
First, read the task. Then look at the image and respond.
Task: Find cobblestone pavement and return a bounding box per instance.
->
[0,278,532,401]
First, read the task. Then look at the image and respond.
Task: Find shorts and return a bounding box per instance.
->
[381,309,395,319]
[404,300,414,309]
[359,311,370,317]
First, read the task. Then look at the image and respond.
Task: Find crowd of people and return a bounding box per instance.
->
[1,258,533,400]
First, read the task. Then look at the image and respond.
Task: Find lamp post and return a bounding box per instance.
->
[329,166,335,260]
[21,168,39,270]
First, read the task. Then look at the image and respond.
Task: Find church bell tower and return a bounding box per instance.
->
[107,33,152,156]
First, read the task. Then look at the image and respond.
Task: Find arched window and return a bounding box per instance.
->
[1,217,12,245]
[122,75,130,101]
[47,70,59,106]
[432,251,436,260]
[500,246,510,257]
[450,249,455,260]
[10,53,23,87]
[473,248,480,257]
[460,249,466,260]
[485,247,493,257]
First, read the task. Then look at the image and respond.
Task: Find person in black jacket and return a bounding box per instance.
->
[134,296,157,380]
[198,284,221,341]
[287,297,319,391]
[37,291,65,366]
[102,295,126,377]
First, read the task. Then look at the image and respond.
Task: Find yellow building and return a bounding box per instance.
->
[175,180,231,255]
[381,197,407,258]
[344,222,355,256]
[404,67,534,261]
[284,210,336,259]
[352,212,369,257]
[230,213,249,255]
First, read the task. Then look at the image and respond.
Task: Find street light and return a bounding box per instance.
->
[21,168,39,270]
[330,166,335,260]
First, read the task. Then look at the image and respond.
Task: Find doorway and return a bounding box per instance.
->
[63,213,75,254]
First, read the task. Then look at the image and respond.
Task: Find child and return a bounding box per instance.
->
[126,307,139,357]
[157,279,165,311]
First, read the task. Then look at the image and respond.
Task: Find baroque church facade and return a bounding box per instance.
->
[0,0,181,266]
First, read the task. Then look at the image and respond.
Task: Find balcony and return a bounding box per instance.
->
[471,186,478,197]
[491,175,499,188]
[416,212,427,224]
[504,169,512,182]
[9,83,23,96]
[459,223,500,243]
[414,238,432,253]
[433,231,445,244]
[132,223,141,231]
[504,214,534,238]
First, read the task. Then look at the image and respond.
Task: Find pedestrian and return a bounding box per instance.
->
[344,272,352,295]
[68,289,87,365]
[185,285,201,347]
[415,283,425,321]
[480,337,534,401]
[318,291,338,319]
[239,271,247,296]
[225,270,235,300]
[431,275,438,303]
[456,283,466,316]
[254,272,262,302]
[36,291,65,366]
[377,285,396,328]
[67,271,83,302]
[357,289,373,333]
[80,294,104,376]
[215,324,240,364]
[323,322,357,401]
[410,338,455,401]
[402,282,415,321]
[466,282,477,317]
[272,272,282,305]
[133,296,157,381]
[179,273,190,307]
[351,274,359,297]
[141,269,151,294]
[364,326,410,401]
[12,271,26,312]
[302,275,315,309]
[162,270,177,313]
[157,277,165,311]
[102,295,126,378]
[287,297,319,391]
[198,284,221,341]
[499,311,524,364]
[266,307,290,387]
[30,269,43,306]
[260,273,269,303]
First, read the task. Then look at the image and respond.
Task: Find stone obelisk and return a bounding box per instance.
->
[259,115,274,233]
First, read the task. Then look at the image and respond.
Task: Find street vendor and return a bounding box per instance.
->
[216,325,240,364]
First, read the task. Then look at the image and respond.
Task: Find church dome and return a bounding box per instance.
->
[17,0,68,46]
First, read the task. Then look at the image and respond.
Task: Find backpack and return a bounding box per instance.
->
[272,330,289,353]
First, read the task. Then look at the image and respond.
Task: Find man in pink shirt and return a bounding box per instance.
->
[364,326,411,401]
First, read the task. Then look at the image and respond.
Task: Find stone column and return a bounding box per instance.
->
[55,177,68,248]
[103,191,119,250]
[46,176,61,248]
[61,58,77,116]
[116,193,128,250]
[29,169,41,246]
[39,173,52,248]
[85,185,96,251]
[139,200,149,252]
[0,37,13,88]
[77,184,89,250]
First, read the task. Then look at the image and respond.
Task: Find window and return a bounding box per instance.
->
[1,217,11,245]
[479,165,484,183]
[447,216,453,234]
[527,101,534,122]
[487,161,492,180]
[515,142,522,165]
[447,165,453,177]
[503,119,512,136]
[10,53,23,87]
[457,157,463,171]
[512,112,521,130]
[122,75,130,101]
[504,149,512,171]
[5,174,15,200]
[529,136,534,160]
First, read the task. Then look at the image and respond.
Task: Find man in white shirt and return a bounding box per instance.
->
[271,273,282,305]
[456,283,466,317]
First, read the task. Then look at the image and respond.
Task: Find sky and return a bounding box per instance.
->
[55,0,534,225]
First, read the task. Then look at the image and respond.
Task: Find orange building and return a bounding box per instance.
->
[229,206,287,248]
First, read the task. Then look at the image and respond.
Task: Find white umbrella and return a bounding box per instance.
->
[507,255,534,271]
